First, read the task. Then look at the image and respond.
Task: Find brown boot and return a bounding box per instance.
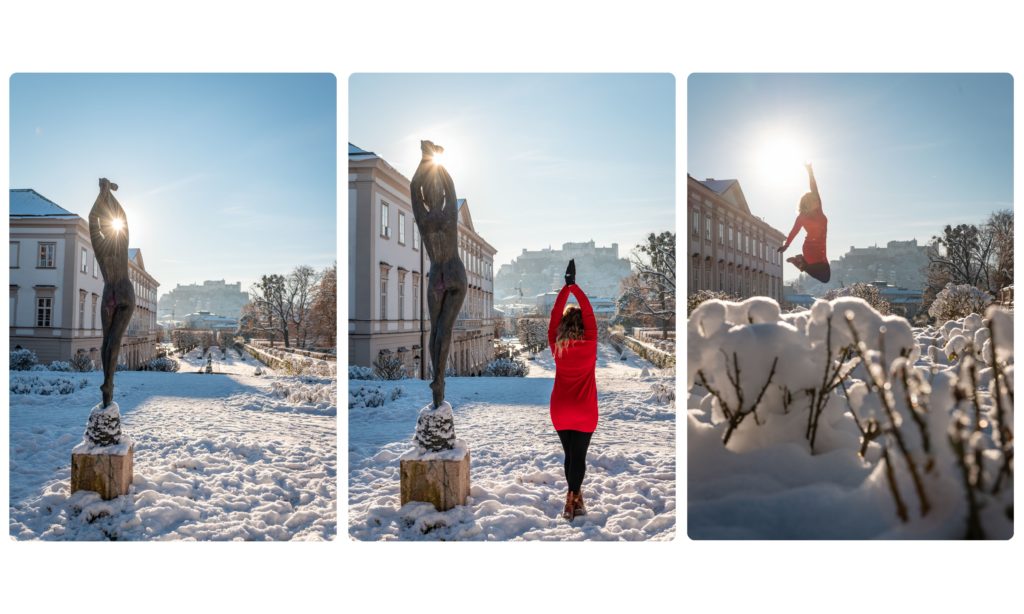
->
[562,490,575,520]
[573,491,587,517]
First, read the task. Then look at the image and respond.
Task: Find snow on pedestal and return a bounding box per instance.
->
[400,402,470,511]
[413,401,457,451]
[71,402,134,500]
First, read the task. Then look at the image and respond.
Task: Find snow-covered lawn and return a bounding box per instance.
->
[688,297,1013,539]
[349,344,676,541]
[9,349,336,540]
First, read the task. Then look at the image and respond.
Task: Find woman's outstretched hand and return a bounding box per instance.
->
[565,259,576,286]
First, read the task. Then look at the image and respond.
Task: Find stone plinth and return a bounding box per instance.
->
[71,440,134,500]
[400,446,470,511]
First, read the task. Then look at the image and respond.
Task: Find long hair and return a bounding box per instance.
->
[555,305,585,356]
[799,192,821,215]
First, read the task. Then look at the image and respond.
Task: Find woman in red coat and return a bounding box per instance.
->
[548,259,598,520]
[778,162,831,283]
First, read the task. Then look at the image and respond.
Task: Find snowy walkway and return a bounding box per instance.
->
[349,344,675,541]
[9,351,336,541]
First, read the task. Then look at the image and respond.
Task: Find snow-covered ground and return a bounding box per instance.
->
[349,344,676,541]
[9,348,336,540]
[688,297,1013,539]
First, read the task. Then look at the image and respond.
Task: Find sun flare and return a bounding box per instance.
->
[753,130,811,194]
[431,150,446,166]
[109,217,125,233]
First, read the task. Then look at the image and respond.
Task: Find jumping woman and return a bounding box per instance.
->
[548,259,599,521]
[778,162,831,283]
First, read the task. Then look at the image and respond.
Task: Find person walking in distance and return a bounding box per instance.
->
[548,259,599,520]
[778,162,831,283]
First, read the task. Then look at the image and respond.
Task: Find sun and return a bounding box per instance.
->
[753,130,811,193]
[431,150,446,167]
[109,217,125,233]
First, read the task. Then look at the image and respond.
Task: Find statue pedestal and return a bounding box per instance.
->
[400,445,470,512]
[71,439,134,500]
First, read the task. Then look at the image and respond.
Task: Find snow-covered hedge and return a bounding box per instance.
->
[69,352,94,372]
[47,360,72,372]
[928,282,993,321]
[142,356,180,372]
[688,296,1013,538]
[349,366,377,380]
[271,380,336,407]
[483,357,530,377]
[349,385,403,409]
[823,282,891,315]
[11,375,90,395]
[10,349,39,371]
[624,335,676,368]
[373,354,406,380]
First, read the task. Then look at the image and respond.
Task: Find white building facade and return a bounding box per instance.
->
[348,144,497,377]
[10,189,160,368]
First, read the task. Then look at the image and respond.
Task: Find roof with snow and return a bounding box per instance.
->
[349,143,378,160]
[10,189,79,219]
[697,179,738,195]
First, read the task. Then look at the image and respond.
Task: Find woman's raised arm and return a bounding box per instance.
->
[548,285,572,349]
[569,285,597,342]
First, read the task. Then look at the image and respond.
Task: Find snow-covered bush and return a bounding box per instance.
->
[10,349,38,371]
[687,289,735,316]
[349,365,378,380]
[272,380,336,406]
[47,360,72,372]
[928,283,993,321]
[688,295,1013,538]
[645,381,675,405]
[142,356,180,372]
[483,357,530,377]
[69,352,94,372]
[30,364,48,372]
[116,363,129,372]
[823,283,891,315]
[349,385,387,408]
[373,353,406,380]
[10,375,89,395]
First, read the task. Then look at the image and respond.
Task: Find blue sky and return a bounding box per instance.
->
[10,73,336,294]
[688,73,1013,282]
[349,73,675,267]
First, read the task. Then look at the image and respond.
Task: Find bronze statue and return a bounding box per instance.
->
[88,178,136,409]
[410,141,468,408]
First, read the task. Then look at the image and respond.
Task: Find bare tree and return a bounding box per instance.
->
[624,231,676,336]
[287,265,320,348]
[927,224,993,290]
[309,262,337,349]
[986,209,1013,291]
[250,274,287,347]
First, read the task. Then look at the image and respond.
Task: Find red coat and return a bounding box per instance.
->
[547,285,598,433]
[785,209,829,264]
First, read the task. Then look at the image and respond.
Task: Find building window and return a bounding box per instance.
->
[398,270,407,320]
[10,242,19,268]
[412,273,420,321]
[37,242,56,268]
[93,256,99,278]
[379,265,390,320]
[36,297,52,327]
[79,291,87,330]
[413,225,420,250]
[80,247,88,273]
[692,210,700,236]
[92,294,99,330]
[380,201,390,238]
[398,212,407,245]
[705,217,712,241]
[718,222,724,244]
[728,226,733,246]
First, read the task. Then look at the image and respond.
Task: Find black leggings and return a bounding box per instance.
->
[557,430,593,494]
[805,261,831,283]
